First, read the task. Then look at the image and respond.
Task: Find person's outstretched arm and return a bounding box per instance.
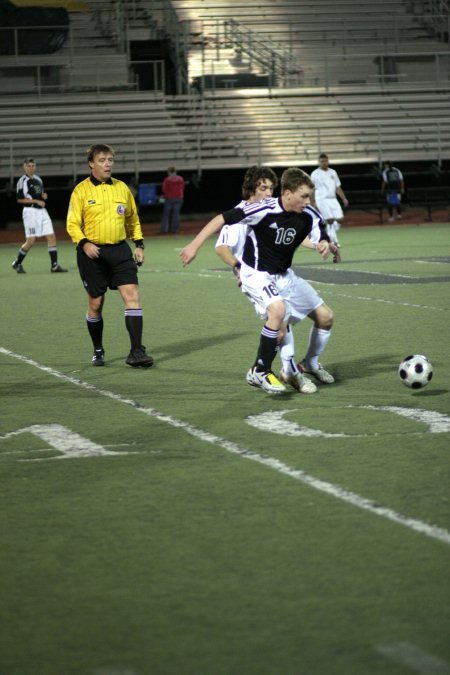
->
[180,214,225,266]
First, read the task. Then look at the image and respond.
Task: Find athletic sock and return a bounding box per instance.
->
[303,326,331,370]
[15,248,27,264]
[48,246,58,267]
[279,325,298,375]
[125,309,143,350]
[86,314,104,351]
[254,325,279,372]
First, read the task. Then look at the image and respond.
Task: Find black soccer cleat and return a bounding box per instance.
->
[12,261,26,274]
[51,264,68,273]
[92,349,105,366]
[126,345,154,368]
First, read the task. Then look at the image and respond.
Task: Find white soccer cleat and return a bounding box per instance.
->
[298,360,335,384]
[246,367,287,394]
[279,369,318,394]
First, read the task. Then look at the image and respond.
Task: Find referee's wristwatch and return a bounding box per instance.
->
[134,239,145,249]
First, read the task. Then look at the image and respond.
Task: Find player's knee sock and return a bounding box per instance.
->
[15,248,27,264]
[279,325,298,375]
[48,246,58,266]
[304,326,331,370]
[254,325,279,372]
[327,222,337,242]
[86,314,103,351]
[125,309,143,349]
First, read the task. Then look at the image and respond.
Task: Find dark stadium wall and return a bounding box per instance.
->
[1,161,448,228]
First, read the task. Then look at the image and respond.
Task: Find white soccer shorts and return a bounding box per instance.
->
[240,263,324,323]
[22,207,54,238]
[315,197,344,222]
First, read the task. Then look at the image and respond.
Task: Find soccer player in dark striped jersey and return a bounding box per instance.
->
[215,165,317,394]
[181,167,336,394]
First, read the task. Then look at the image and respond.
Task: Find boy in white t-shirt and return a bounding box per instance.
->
[310,153,348,261]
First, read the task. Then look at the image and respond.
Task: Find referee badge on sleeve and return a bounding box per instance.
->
[117,204,126,215]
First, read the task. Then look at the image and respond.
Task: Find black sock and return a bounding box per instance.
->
[254,325,279,372]
[16,248,27,264]
[49,247,58,267]
[86,315,104,351]
[125,309,143,350]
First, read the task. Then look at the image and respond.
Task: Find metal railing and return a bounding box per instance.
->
[1,8,449,96]
[185,13,450,89]
[0,24,74,60]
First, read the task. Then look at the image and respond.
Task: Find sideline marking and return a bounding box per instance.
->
[182,269,447,311]
[377,642,450,674]
[1,346,450,547]
[321,289,446,312]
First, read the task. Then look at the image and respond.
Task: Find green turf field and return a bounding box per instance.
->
[1,223,449,675]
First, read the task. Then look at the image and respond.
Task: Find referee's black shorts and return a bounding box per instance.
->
[76,240,139,298]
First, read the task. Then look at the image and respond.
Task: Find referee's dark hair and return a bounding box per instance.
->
[86,144,115,163]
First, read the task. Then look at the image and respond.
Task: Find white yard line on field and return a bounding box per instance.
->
[1,346,450,547]
[319,289,446,312]
[376,642,450,674]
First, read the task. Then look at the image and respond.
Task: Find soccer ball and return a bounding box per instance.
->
[398,354,433,389]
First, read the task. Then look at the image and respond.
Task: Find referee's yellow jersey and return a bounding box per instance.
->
[67,176,143,245]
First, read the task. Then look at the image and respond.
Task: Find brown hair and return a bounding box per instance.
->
[241,165,278,199]
[86,144,115,163]
[280,167,313,192]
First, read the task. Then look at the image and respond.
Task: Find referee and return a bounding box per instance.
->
[66,143,153,368]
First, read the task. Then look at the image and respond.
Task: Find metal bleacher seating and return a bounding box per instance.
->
[0,0,449,184]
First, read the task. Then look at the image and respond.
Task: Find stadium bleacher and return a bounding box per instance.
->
[0,0,449,220]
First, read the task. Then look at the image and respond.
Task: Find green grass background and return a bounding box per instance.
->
[1,223,449,675]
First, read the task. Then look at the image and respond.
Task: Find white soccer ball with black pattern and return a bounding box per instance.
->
[398,354,433,389]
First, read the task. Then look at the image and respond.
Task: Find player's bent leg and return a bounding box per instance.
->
[310,303,333,330]
[278,323,317,394]
[24,236,36,249]
[298,305,335,383]
[247,299,286,393]
[12,237,35,273]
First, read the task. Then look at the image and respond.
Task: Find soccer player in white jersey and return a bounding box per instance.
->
[12,157,67,274]
[215,165,317,395]
[181,167,335,394]
[310,153,349,262]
